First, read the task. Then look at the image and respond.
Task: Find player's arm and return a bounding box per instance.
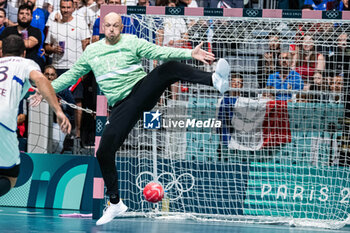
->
[29,51,92,107]
[136,36,214,64]
[29,70,71,134]
[136,35,192,60]
[51,52,92,93]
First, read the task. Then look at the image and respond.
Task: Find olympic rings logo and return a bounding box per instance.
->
[96,119,104,133]
[326,11,339,19]
[136,171,195,201]
[246,9,259,17]
[168,7,181,15]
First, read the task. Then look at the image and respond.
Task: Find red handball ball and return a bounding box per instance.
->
[143,182,164,203]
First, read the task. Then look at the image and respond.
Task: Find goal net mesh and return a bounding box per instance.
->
[116,13,350,229]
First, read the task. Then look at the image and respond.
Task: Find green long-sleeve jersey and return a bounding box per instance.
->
[52,34,193,106]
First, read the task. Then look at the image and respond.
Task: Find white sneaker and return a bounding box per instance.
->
[96,200,128,226]
[212,58,230,94]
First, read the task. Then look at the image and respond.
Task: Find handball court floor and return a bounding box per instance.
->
[0,206,350,233]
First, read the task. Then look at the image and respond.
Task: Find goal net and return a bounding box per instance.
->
[23,6,350,229]
[103,7,350,230]
[26,98,95,156]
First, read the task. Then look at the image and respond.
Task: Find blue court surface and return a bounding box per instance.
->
[0,207,350,233]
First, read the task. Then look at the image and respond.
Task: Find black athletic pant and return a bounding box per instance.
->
[96,61,213,198]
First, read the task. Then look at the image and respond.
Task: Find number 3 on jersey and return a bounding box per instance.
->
[0,66,8,82]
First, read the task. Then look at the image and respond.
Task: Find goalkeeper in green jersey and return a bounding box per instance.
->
[32,12,230,225]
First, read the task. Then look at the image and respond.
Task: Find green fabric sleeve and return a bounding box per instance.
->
[51,51,92,93]
[135,37,193,61]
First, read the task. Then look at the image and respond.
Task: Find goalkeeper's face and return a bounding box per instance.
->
[103,13,123,45]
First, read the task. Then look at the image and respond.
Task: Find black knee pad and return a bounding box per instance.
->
[0,177,11,197]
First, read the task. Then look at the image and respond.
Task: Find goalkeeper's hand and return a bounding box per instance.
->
[191,42,215,65]
[28,87,43,107]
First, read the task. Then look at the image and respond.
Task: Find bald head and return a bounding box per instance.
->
[104,12,122,25]
[103,12,124,45]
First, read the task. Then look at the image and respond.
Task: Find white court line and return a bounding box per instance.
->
[106,218,349,233]
[0,212,93,220]
[17,211,42,215]
[0,212,58,219]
